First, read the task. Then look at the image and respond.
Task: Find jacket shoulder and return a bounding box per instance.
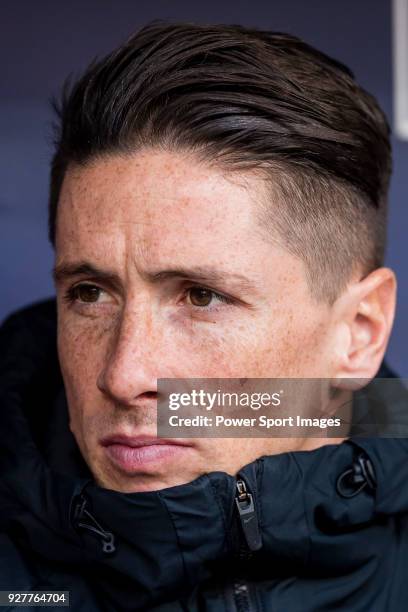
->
[0,297,59,387]
[0,298,57,337]
[0,532,105,610]
[0,532,40,589]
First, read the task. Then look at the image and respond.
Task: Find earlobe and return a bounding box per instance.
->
[333,267,397,382]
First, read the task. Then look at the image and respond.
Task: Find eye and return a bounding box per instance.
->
[186,286,234,308]
[63,283,111,305]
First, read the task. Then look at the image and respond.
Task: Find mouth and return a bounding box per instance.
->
[100,434,194,474]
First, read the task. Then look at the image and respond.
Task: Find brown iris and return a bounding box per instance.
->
[76,284,101,303]
[188,287,213,307]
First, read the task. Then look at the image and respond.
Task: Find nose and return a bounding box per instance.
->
[96,304,162,406]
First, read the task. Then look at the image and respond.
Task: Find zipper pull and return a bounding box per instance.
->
[235,478,262,551]
[72,494,116,554]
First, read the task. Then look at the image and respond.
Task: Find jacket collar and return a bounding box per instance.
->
[1,299,408,609]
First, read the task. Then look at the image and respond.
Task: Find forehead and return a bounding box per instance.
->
[55,149,270,265]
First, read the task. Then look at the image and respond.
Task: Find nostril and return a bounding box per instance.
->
[96,361,158,406]
[336,452,377,498]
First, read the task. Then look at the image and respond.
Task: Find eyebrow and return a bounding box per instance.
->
[52,262,121,288]
[51,260,259,293]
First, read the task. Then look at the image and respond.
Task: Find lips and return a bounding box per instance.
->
[100,434,191,448]
[100,434,193,474]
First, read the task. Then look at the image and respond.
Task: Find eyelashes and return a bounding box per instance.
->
[185,285,234,308]
[63,284,107,305]
[62,282,235,311]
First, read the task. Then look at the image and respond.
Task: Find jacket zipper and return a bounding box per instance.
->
[229,477,262,612]
[235,478,262,552]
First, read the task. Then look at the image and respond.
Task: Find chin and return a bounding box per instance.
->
[96,473,185,493]
[89,458,184,493]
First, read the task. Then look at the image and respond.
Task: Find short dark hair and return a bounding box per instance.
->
[49,20,392,302]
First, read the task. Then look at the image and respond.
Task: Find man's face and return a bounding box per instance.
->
[55,149,339,493]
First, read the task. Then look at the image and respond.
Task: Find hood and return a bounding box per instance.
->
[1,298,408,610]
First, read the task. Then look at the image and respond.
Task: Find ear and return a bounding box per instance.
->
[331,267,397,381]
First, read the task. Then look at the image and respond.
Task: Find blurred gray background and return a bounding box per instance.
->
[1,0,407,374]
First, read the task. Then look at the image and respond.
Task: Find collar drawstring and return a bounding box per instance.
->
[71,492,116,554]
[336,452,377,498]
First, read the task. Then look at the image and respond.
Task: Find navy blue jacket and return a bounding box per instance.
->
[0,298,407,611]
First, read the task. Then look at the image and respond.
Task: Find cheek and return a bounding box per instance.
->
[57,300,330,386]
[166,317,273,377]
[57,311,111,414]
[258,315,330,376]
[214,300,331,378]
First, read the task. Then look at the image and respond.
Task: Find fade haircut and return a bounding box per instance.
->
[48,20,392,303]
